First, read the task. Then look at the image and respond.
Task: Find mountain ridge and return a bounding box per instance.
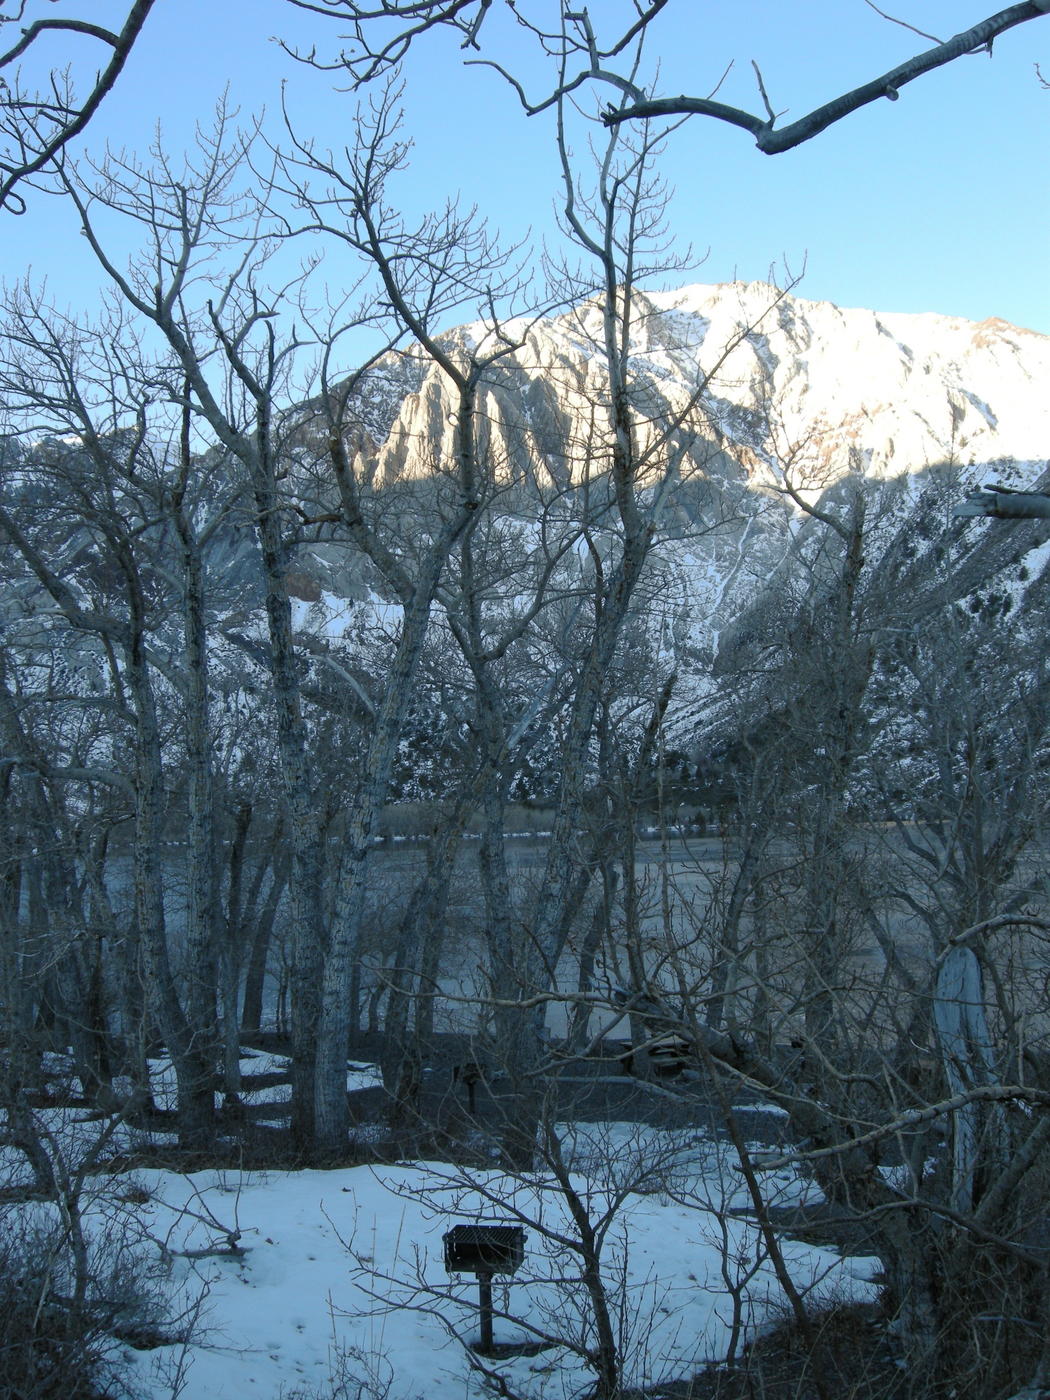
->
[338,281,1048,508]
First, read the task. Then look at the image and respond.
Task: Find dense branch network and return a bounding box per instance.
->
[280,0,671,92]
[4,0,1045,216]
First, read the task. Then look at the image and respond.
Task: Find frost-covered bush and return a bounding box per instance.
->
[0,1200,170,1398]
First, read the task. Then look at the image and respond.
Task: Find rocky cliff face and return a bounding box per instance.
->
[320,281,1049,681]
[343,280,1049,496]
[5,284,1046,814]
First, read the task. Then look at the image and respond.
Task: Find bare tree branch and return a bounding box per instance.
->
[602,3,1050,151]
[281,0,669,96]
[862,0,943,46]
[280,0,493,85]
[0,0,158,213]
[754,1082,1050,1170]
[955,482,1050,518]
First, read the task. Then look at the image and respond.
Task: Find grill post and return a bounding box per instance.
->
[477,1271,494,1353]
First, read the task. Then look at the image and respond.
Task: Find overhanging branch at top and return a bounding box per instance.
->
[601,2,1050,152]
[956,483,1050,518]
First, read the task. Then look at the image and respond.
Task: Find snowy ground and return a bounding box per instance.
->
[3,1059,880,1400]
[148,1051,384,1117]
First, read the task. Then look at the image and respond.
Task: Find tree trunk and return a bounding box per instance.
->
[245,444,326,1149]
[126,619,214,1148]
[174,487,223,1102]
[240,846,290,1034]
[314,522,467,1155]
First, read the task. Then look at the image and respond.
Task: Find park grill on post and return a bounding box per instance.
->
[443,1224,526,1353]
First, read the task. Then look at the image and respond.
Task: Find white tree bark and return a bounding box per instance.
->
[934,945,1004,1212]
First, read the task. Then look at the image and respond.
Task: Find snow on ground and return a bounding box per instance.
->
[2,1085,879,1400]
[116,1143,875,1400]
[0,1056,383,1191]
[4,1057,877,1399]
[146,1053,382,1117]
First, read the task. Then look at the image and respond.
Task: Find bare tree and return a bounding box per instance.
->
[19,108,347,1148]
[637,460,1050,1392]
[0,283,261,1146]
[268,80,548,1152]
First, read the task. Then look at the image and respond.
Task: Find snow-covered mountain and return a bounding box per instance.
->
[12,280,1042,803]
[343,280,1049,494]
[310,282,1048,675]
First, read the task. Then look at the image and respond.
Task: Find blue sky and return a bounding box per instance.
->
[5,0,1048,338]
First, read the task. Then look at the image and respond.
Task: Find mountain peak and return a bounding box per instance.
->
[346,283,1049,497]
